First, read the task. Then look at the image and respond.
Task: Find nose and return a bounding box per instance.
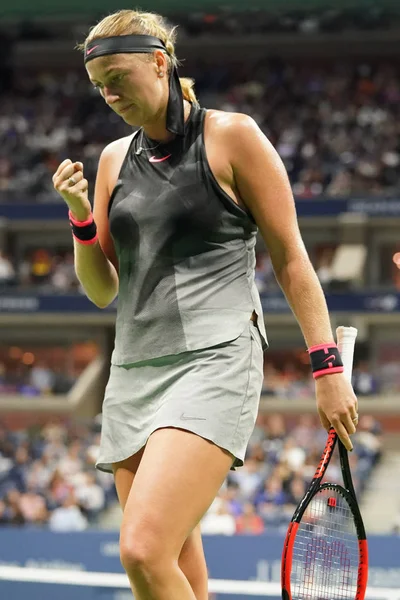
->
[103,87,120,106]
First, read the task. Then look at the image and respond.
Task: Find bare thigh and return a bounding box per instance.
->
[119,427,233,558]
[113,447,145,509]
[112,439,209,600]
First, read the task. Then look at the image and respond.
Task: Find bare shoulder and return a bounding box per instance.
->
[205,109,259,139]
[101,132,136,161]
[205,109,270,161]
[98,132,137,197]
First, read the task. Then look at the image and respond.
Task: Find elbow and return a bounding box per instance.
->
[92,295,116,309]
[272,252,312,283]
[93,299,111,309]
[88,289,117,309]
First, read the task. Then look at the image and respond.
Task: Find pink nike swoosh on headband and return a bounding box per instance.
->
[86,45,99,56]
[149,154,172,163]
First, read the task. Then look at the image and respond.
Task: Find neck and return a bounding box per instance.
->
[142,99,191,142]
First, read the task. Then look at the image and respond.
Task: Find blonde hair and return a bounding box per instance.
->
[78,9,198,105]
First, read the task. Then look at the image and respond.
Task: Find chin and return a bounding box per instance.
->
[124,116,141,127]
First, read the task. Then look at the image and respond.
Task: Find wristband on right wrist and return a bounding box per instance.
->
[69,210,98,245]
[308,343,344,379]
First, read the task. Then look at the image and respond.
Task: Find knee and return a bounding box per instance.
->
[119,526,169,577]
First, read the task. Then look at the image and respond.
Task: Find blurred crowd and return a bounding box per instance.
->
[260,358,381,399]
[0,248,80,292]
[0,342,97,397]
[0,419,116,529]
[5,6,396,43]
[0,414,381,532]
[175,6,393,37]
[1,59,400,203]
[202,414,382,535]
[0,359,74,396]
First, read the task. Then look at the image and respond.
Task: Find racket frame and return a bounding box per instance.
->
[281,427,368,600]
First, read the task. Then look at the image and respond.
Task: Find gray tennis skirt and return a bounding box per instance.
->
[96,320,264,473]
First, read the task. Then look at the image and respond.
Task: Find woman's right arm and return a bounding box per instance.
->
[53,148,119,309]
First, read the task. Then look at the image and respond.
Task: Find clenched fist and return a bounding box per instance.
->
[52,159,92,221]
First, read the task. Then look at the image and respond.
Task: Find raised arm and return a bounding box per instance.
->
[52,147,119,308]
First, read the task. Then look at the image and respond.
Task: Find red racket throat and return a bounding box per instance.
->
[281,429,368,600]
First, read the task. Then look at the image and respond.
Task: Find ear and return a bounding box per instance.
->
[153,49,168,73]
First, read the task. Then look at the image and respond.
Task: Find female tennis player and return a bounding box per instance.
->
[53,9,358,600]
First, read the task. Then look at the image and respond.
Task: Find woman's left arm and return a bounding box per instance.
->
[225,114,358,449]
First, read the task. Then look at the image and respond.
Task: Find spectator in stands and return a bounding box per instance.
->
[75,472,105,522]
[235,502,264,534]
[291,415,321,449]
[57,440,84,483]
[47,470,73,510]
[7,446,30,492]
[255,252,277,293]
[279,437,306,471]
[0,251,15,287]
[354,416,382,478]
[261,363,285,396]
[30,360,54,394]
[254,476,289,510]
[4,489,25,525]
[315,248,335,290]
[229,458,265,500]
[51,251,80,292]
[19,483,48,524]
[286,476,306,507]
[26,456,53,493]
[29,249,53,286]
[0,500,9,525]
[222,482,243,518]
[48,491,88,532]
[352,360,379,396]
[201,498,236,535]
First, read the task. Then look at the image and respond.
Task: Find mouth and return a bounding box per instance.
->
[118,105,133,114]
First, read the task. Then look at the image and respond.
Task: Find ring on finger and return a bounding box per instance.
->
[68,177,76,186]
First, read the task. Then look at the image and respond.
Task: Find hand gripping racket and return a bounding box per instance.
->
[281,326,368,600]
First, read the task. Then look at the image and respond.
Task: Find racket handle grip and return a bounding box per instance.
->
[336,326,358,383]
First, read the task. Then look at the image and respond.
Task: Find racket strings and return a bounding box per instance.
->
[291,488,359,599]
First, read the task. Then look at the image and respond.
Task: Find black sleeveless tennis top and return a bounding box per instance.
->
[108,102,268,365]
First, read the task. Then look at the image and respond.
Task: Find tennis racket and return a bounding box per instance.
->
[281,326,368,600]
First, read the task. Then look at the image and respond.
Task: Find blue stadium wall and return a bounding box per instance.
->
[0,530,399,599]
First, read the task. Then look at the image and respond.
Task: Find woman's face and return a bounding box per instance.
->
[86,50,168,127]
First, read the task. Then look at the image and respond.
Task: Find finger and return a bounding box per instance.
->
[58,172,84,192]
[318,408,331,432]
[332,418,353,451]
[74,162,84,172]
[59,163,79,180]
[67,179,88,194]
[349,395,358,424]
[342,412,357,436]
[350,406,358,424]
[53,159,72,180]
[69,170,84,184]
[393,253,400,268]
[54,164,79,190]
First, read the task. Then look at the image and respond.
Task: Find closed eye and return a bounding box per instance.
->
[91,73,125,91]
